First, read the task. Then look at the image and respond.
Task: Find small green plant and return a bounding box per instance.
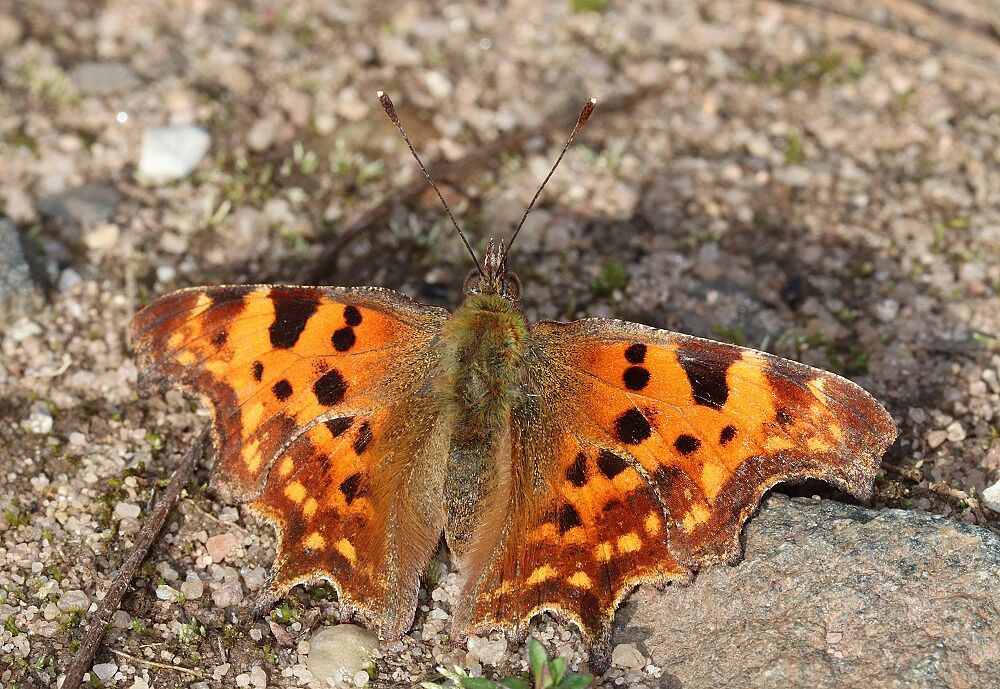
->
[5,615,20,636]
[570,0,609,12]
[591,261,628,298]
[178,617,206,645]
[421,637,593,689]
[783,133,804,165]
[271,601,295,624]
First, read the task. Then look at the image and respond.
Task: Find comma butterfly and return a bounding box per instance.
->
[130,93,897,670]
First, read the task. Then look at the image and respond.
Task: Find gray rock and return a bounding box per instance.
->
[68,61,138,95]
[618,494,1000,689]
[306,624,379,686]
[0,219,46,308]
[38,183,122,245]
[138,125,211,182]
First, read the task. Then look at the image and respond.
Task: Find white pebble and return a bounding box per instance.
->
[156,265,177,282]
[138,125,211,182]
[422,70,453,99]
[306,625,379,685]
[249,665,267,688]
[82,222,120,251]
[92,662,117,681]
[9,317,42,342]
[982,480,1000,513]
[945,421,966,442]
[156,584,180,601]
[467,635,507,666]
[22,402,53,434]
[354,670,370,686]
[115,502,141,520]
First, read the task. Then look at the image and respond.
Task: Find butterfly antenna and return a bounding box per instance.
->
[504,97,597,259]
[377,91,485,278]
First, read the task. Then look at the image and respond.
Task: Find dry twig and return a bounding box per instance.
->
[108,648,206,678]
[61,426,211,689]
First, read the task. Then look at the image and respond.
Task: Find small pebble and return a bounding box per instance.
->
[138,125,211,182]
[115,502,141,520]
[211,580,244,607]
[307,624,379,685]
[92,662,117,681]
[611,642,647,670]
[945,421,966,443]
[206,532,238,562]
[181,573,204,600]
[925,429,948,449]
[21,402,53,435]
[57,590,90,612]
[83,222,120,251]
[9,318,42,342]
[982,480,1000,513]
[156,584,181,601]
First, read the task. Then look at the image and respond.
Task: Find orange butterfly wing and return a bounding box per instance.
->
[455,318,896,667]
[130,285,450,634]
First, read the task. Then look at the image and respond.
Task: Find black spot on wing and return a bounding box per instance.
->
[339,472,361,504]
[677,344,740,410]
[344,305,362,327]
[353,422,373,454]
[314,369,347,406]
[268,288,320,349]
[566,453,589,487]
[252,361,264,381]
[332,327,356,352]
[623,366,650,391]
[674,434,700,455]
[624,343,647,364]
[614,409,652,445]
[325,416,353,438]
[776,408,794,426]
[720,425,737,445]
[211,331,228,347]
[597,449,628,479]
[558,503,583,534]
[272,379,293,401]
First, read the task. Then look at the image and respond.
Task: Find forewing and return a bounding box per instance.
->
[130,284,450,634]
[456,317,896,666]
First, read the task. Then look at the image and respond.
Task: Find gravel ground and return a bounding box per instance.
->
[1,1,998,687]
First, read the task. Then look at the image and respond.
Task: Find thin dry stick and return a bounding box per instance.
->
[108,648,205,678]
[296,89,649,285]
[62,426,211,689]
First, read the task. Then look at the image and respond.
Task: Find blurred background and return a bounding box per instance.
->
[1,1,999,687]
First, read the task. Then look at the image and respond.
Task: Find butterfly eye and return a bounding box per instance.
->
[501,273,522,301]
[463,268,482,294]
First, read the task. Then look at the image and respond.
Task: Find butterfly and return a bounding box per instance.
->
[130,93,897,671]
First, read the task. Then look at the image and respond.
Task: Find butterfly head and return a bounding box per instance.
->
[463,238,522,303]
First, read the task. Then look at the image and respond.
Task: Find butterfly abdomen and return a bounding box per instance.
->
[441,292,529,555]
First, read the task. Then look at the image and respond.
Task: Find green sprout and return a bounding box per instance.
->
[421,637,593,689]
[591,261,628,298]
